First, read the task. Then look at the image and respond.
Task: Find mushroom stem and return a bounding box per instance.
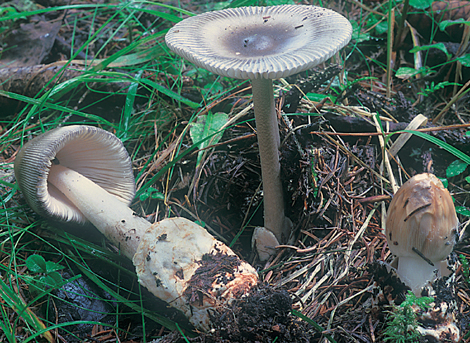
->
[48,164,151,259]
[397,256,438,296]
[251,77,289,243]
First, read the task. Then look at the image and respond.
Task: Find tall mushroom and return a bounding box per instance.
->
[385,173,459,295]
[165,5,352,259]
[14,125,258,330]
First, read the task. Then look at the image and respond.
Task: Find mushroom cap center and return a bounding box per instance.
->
[216,22,301,58]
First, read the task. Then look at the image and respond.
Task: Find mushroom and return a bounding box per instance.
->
[14,125,258,330]
[165,5,352,259]
[14,125,150,259]
[385,173,459,295]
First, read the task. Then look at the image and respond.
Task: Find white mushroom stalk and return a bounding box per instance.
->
[14,125,258,330]
[165,5,352,259]
[385,173,459,295]
[47,164,149,259]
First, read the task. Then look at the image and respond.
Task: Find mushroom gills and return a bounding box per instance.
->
[48,164,151,259]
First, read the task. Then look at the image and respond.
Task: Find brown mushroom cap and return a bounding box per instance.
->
[14,125,135,223]
[165,5,352,80]
[386,173,459,264]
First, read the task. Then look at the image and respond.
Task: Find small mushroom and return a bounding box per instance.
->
[165,5,352,259]
[385,173,459,295]
[14,125,258,330]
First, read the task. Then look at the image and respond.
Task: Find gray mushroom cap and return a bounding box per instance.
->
[14,125,136,223]
[165,5,352,79]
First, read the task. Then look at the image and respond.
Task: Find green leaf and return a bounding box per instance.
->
[194,220,206,228]
[42,272,63,287]
[446,159,468,178]
[26,255,47,273]
[27,281,42,297]
[456,206,470,217]
[375,21,389,35]
[306,93,336,102]
[465,175,470,184]
[417,81,461,97]
[45,261,64,273]
[203,81,224,95]
[457,54,470,67]
[139,187,165,201]
[410,43,451,59]
[190,112,229,167]
[409,0,433,9]
[440,18,470,31]
[395,67,419,79]
[350,20,370,43]
[439,177,448,188]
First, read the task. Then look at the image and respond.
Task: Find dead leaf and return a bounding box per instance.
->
[1,21,61,67]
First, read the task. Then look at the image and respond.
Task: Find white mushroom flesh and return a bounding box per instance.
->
[133,217,258,330]
[15,126,260,331]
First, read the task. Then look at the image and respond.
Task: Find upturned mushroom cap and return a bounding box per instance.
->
[386,173,459,263]
[133,217,258,330]
[14,125,135,223]
[165,5,352,80]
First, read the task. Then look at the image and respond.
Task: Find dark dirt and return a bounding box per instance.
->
[184,252,242,306]
[160,287,316,343]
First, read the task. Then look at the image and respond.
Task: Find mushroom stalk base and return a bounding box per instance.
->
[397,256,438,296]
[48,164,151,259]
[251,77,290,245]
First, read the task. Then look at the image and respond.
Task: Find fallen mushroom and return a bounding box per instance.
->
[385,173,459,295]
[14,125,258,330]
[165,5,352,260]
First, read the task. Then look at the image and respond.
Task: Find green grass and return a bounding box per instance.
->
[0,0,276,340]
[0,1,204,341]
